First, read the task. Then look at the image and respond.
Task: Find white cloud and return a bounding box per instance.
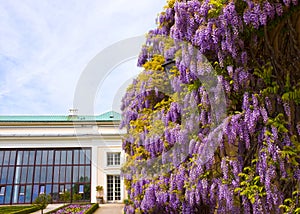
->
[0,0,166,115]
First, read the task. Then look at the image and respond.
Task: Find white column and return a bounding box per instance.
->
[91,145,98,203]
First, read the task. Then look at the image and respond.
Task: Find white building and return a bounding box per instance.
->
[0,110,126,204]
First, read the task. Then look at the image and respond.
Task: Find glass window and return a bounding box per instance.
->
[48,150,54,164]
[4,185,12,204]
[0,148,92,204]
[46,167,53,183]
[66,166,71,183]
[27,167,33,183]
[3,151,10,165]
[0,186,5,195]
[107,153,121,166]
[79,184,84,194]
[40,167,46,183]
[61,151,66,164]
[46,185,51,195]
[59,185,65,193]
[23,151,29,165]
[73,166,78,182]
[16,151,23,165]
[28,151,35,165]
[0,151,3,165]
[41,151,48,165]
[74,150,79,164]
[36,151,42,165]
[19,185,25,195]
[25,185,32,203]
[53,166,59,183]
[59,166,65,183]
[67,151,72,164]
[9,151,16,165]
[79,166,85,182]
[85,166,90,182]
[34,167,40,183]
[21,167,27,183]
[14,167,21,184]
[55,151,60,164]
[7,167,14,184]
[32,185,39,202]
[39,185,45,194]
[79,150,85,164]
[85,149,91,164]
[1,167,7,184]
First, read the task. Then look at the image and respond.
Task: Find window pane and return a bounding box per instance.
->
[27,167,33,183]
[19,185,25,195]
[23,151,29,165]
[115,153,121,165]
[0,186,5,195]
[0,151,3,165]
[66,166,71,183]
[4,185,12,204]
[59,166,65,183]
[7,167,14,184]
[3,151,10,165]
[16,151,23,165]
[79,150,85,164]
[79,166,84,182]
[9,151,16,165]
[85,149,91,164]
[67,151,72,164]
[32,185,39,202]
[21,167,28,183]
[53,166,59,183]
[14,167,21,184]
[79,185,84,193]
[74,150,79,164]
[73,166,78,182]
[41,151,48,165]
[46,167,53,183]
[40,167,46,183]
[85,166,90,182]
[1,167,7,184]
[34,167,40,183]
[61,151,66,164]
[25,185,32,203]
[28,151,35,165]
[55,151,60,164]
[13,185,19,203]
[46,184,51,195]
[52,185,58,201]
[59,184,65,193]
[107,153,114,166]
[39,185,45,194]
[48,151,54,164]
[36,151,42,165]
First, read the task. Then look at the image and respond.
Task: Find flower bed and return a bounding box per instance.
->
[50,204,94,214]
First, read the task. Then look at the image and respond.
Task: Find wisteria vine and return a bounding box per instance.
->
[121,0,300,213]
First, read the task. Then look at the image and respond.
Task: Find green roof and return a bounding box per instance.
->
[0,111,121,122]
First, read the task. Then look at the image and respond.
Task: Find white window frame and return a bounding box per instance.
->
[106,152,121,166]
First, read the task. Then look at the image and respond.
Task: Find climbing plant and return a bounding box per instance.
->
[121,0,300,213]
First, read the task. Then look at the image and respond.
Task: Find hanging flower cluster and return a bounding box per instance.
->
[121,0,300,213]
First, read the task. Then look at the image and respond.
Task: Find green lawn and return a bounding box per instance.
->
[0,205,39,213]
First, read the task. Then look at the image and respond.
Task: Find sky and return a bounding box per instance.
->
[0,0,166,115]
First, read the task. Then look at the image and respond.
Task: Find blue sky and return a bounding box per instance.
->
[0,0,166,115]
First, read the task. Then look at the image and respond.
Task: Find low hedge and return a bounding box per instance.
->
[84,203,98,214]
[11,205,41,214]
